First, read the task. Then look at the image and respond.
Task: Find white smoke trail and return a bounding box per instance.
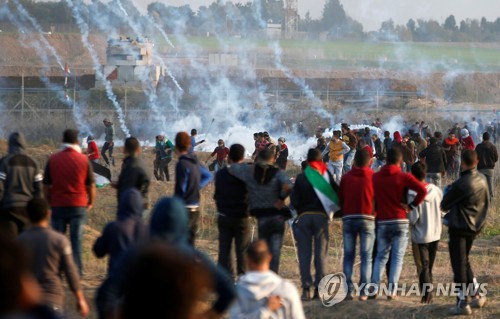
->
[10,0,65,70]
[0,4,92,135]
[149,15,175,49]
[91,1,180,134]
[64,0,130,137]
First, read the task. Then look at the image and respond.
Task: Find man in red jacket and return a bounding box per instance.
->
[43,129,96,275]
[86,135,99,163]
[339,149,375,301]
[371,148,426,299]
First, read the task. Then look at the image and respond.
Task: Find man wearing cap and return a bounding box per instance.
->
[101,119,115,167]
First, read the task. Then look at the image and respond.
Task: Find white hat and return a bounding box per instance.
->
[461,128,469,138]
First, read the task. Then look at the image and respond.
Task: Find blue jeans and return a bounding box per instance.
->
[426,173,442,188]
[258,215,285,273]
[371,159,385,171]
[51,207,86,275]
[372,223,409,294]
[343,149,356,173]
[342,218,375,295]
[328,160,343,184]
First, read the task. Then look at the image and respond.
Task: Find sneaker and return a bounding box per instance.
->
[359,295,368,301]
[387,295,397,301]
[301,289,311,301]
[470,296,487,308]
[448,302,472,316]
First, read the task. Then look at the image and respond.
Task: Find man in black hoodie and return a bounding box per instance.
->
[291,148,336,301]
[214,144,250,278]
[93,188,148,319]
[0,132,43,237]
[174,132,212,246]
[115,137,150,204]
[418,137,447,188]
[441,150,489,315]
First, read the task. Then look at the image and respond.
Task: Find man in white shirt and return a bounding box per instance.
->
[230,240,305,319]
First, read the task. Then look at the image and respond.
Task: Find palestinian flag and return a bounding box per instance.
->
[304,162,340,220]
[91,161,111,188]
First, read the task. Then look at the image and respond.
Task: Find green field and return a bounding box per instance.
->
[159,36,500,72]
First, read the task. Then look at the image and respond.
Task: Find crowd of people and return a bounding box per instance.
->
[0,114,497,318]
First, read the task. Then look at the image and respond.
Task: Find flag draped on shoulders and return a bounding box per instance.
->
[304,161,340,220]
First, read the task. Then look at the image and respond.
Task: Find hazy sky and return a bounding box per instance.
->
[134,0,499,31]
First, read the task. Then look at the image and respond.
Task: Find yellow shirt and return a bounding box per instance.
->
[329,140,344,162]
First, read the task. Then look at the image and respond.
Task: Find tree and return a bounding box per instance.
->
[406,18,416,33]
[444,15,457,30]
[320,0,347,32]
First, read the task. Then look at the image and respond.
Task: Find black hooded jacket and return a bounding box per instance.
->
[97,197,236,317]
[0,132,43,209]
[93,188,148,274]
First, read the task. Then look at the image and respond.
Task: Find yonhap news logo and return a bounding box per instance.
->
[318,272,488,307]
[318,273,348,307]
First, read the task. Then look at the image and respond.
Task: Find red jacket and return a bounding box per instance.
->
[339,166,375,220]
[373,164,427,223]
[87,141,99,160]
[43,147,94,207]
[461,136,475,151]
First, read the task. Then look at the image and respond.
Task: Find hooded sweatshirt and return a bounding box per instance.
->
[230,162,292,217]
[229,270,305,319]
[373,164,427,223]
[175,153,212,207]
[117,155,150,202]
[99,197,236,317]
[339,166,375,220]
[104,123,115,143]
[408,183,443,243]
[93,188,148,274]
[0,132,43,209]
[148,197,236,314]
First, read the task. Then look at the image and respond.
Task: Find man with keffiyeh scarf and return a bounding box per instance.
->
[291,148,339,301]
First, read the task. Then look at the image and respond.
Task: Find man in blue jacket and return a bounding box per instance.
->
[174,131,212,246]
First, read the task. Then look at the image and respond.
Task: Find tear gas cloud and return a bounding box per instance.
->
[1,0,497,163]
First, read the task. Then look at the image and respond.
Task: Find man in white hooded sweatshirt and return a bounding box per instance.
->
[407,162,443,304]
[230,240,305,319]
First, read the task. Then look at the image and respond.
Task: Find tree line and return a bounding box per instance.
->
[3,0,499,42]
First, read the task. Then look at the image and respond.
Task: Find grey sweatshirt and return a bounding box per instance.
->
[18,226,81,308]
[104,123,115,143]
[229,162,292,214]
[408,183,443,244]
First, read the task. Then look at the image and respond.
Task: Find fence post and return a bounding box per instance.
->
[21,74,25,127]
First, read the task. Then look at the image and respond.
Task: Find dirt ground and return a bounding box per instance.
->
[1,137,498,319]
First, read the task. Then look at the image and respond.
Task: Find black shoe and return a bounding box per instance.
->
[301,289,311,301]
[312,288,319,300]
